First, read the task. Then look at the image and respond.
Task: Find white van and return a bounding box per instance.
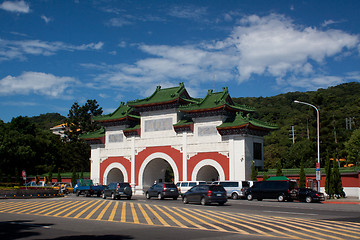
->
[176,181,207,195]
[212,180,251,199]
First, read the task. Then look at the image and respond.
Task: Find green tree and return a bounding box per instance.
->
[299,160,306,188]
[251,161,258,181]
[57,168,61,182]
[276,160,283,176]
[262,171,269,181]
[48,166,54,183]
[324,157,332,198]
[345,128,360,165]
[66,100,103,141]
[71,167,78,186]
[332,159,343,198]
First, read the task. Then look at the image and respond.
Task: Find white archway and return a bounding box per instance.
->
[191,159,225,181]
[103,162,129,185]
[138,152,179,191]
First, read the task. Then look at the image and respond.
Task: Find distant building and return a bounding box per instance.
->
[81,83,277,194]
[50,123,68,138]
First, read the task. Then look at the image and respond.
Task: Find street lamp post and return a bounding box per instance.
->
[294,100,321,192]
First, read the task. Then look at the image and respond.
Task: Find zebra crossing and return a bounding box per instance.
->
[1,199,359,239]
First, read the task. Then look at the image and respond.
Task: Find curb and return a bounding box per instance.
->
[323,201,360,205]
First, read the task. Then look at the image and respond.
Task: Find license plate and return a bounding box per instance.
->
[170,189,174,191]
[119,192,123,194]
[217,194,222,196]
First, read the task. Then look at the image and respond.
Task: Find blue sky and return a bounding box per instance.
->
[1,0,360,122]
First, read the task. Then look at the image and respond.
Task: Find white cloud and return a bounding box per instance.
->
[0,72,78,97]
[86,14,359,95]
[0,38,104,61]
[168,6,207,20]
[0,0,29,13]
[41,15,53,23]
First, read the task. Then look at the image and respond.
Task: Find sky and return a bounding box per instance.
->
[1,0,360,123]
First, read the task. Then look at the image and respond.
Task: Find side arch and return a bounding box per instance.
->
[191,159,225,181]
[102,162,129,185]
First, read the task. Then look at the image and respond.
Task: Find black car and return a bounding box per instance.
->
[298,188,325,203]
[245,180,298,202]
[102,182,132,200]
[146,182,179,200]
[182,184,227,205]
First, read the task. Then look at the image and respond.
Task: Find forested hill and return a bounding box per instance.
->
[29,113,67,130]
[233,82,360,170]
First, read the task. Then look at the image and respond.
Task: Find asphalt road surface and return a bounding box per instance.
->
[1,195,359,240]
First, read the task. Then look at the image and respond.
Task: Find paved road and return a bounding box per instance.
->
[1,196,359,240]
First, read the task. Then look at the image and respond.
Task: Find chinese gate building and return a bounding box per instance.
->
[81,83,277,194]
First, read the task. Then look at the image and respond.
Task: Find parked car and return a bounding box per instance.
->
[102,182,132,200]
[212,180,250,199]
[245,180,298,202]
[145,182,179,200]
[297,188,325,203]
[182,184,227,205]
[176,181,206,195]
[74,179,105,197]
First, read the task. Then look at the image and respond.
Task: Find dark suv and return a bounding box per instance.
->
[246,180,298,202]
[102,182,132,200]
[182,184,227,205]
[145,182,179,200]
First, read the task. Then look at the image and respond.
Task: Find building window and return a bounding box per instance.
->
[253,142,262,160]
[144,118,173,132]
[108,134,123,143]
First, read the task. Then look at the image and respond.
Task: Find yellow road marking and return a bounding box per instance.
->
[108,201,118,221]
[74,200,101,218]
[11,201,52,214]
[137,203,153,225]
[60,200,93,217]
[27,201,63,214]
[145,204,169,226]
[162,206,205,230]
[96,201,112,220]
[35,200,72,214]
[154,205,187,228]
[120,202,126,222]
[44,201,81,216]
[0,201,34,212]
[173,207,225,232]
[130,203,139,224]
[84,200,106,219]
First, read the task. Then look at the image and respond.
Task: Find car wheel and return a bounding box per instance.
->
[173,197,178,200]
[218,202,225,206]
[200,197,207,205]
[277,194,285,202]
[232,193,239,200]
[306,196,312,203]
[102,192,106,199]
[157,193,163,200]
[127,196,131,200]
[247,194,253,201]
[183,196,189,204]
[76,190,80,197]
[111,193,116,200]
[146,192,151,199]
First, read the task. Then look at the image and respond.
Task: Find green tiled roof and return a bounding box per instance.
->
[128,83,191,107]
[124,124,140,131]
[217,112,278,130]
[179,87,255,113]
[94,102,139,122]
[173,118,194,127]
[79,126,105,140]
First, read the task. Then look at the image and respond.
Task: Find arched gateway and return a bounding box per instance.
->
[81,83,276,194]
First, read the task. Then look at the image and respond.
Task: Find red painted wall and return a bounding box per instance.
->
[188,152,229,180]
[100,156,131,185]
[135,146,183,185]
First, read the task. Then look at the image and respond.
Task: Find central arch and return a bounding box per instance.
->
[138,152,179,192]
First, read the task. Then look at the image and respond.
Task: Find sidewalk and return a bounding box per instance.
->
[323,196,360,205]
